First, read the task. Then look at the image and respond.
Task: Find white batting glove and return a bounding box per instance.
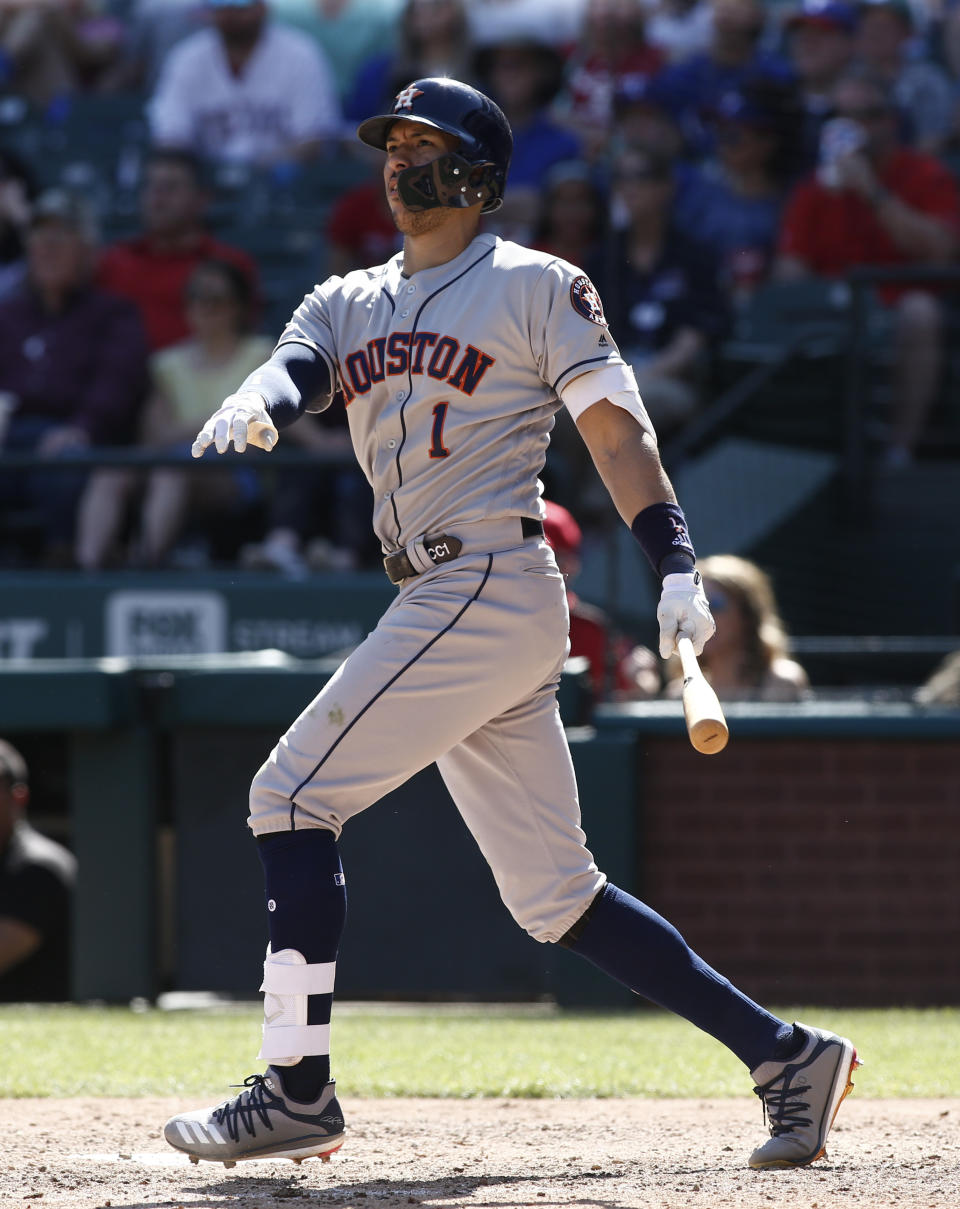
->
[191,392,278,458]
[656,571,715,659]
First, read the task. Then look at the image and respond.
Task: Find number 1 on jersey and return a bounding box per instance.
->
[428,401,451,459]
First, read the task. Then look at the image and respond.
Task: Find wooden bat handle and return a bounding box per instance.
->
[677,636,729,755]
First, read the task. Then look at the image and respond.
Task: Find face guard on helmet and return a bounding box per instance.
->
[357,77,513,215]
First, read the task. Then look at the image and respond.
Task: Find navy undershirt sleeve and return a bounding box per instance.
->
[236,342,333,429]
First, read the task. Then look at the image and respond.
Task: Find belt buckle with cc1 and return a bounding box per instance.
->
[383,533,463,584]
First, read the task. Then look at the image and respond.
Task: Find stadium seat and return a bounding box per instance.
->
[715,277,855,451]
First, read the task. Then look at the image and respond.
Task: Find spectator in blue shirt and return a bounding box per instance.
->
[473,35,583,241]
[655,0,794,157]
[673,77,806,300]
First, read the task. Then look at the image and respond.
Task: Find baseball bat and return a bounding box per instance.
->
[677,636,729,755]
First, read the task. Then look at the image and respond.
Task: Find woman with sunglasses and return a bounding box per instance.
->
[664,552,810,701]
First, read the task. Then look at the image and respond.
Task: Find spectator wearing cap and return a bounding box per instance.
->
[593,146,730,439]
[653,0,793,158]
[0,189,149,567]
[854,0,956,152]
[783,0,860,170]
[148,0,340,166]
[775,66,960,466]
[673,77,806,299]
[98,148,259,352]
[0,740,77,1002]
[542,500,661,702]
[610,72,687,160]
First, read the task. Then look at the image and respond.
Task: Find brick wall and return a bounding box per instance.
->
[638,737,960,1006]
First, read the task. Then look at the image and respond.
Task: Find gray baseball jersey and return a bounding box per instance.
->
[273,232,632,550]
[249,232,642,940]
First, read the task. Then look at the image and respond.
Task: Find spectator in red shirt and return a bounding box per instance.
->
[543,499,661,702]
[324,167,401,279]
[559,0,666,161]
[98,148,259,351]
[775,66,960,466]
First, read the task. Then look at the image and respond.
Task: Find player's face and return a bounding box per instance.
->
[383,119,461,235]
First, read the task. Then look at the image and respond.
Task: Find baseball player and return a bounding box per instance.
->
[164,78,857,1172]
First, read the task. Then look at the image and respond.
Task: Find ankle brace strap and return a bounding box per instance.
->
[260,957,337,995]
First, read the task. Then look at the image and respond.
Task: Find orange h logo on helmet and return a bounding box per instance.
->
[394,86,425,111]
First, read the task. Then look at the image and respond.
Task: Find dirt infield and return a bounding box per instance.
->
[5,1095,958,1209]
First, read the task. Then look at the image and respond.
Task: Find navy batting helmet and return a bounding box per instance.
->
[357,77,513,214]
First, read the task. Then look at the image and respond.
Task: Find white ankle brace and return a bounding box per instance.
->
[257,946,336,1066]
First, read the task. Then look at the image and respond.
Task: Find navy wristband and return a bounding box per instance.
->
[630,502,696,578]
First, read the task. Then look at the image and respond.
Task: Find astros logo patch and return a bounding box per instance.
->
[394,86,424,111]
[570,275,606,326]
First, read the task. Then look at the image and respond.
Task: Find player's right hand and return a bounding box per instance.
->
[191,392,278,458]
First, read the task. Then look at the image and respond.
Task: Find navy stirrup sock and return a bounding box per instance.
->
[563,883,795,1070]
[257,828,347,1101]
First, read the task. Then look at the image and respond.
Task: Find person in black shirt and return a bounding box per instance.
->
[594,147,730,439]
[0,740,76,1001]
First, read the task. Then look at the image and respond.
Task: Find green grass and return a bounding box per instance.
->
[1,1004,957,1099]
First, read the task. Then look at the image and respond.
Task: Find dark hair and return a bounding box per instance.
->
[0,147,37,199]
[0,147,37,263]
[185,257,255,329]
[532,161,606,246]
[145,146,210,189]
[726,75,806,186]
[473,38,567,110]
[0,739,28,788]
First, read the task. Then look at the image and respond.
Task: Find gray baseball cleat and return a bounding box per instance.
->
[164,1069,345,1167]
[748,1022,859,1169]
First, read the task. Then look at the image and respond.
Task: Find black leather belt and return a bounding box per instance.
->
[383,517,544,584]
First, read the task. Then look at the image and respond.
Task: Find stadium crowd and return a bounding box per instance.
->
[0,0,960,576]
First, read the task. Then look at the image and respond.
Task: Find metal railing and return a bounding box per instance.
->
[0,446,355,471]
[4,262,960,515]
[662,263,960,512]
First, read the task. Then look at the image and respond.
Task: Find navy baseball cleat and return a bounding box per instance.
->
[164,1069,345,1167]
[748,1023,859,1169]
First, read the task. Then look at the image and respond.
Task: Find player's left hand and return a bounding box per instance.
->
[191,392,278,458]
[656,571,715,659]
